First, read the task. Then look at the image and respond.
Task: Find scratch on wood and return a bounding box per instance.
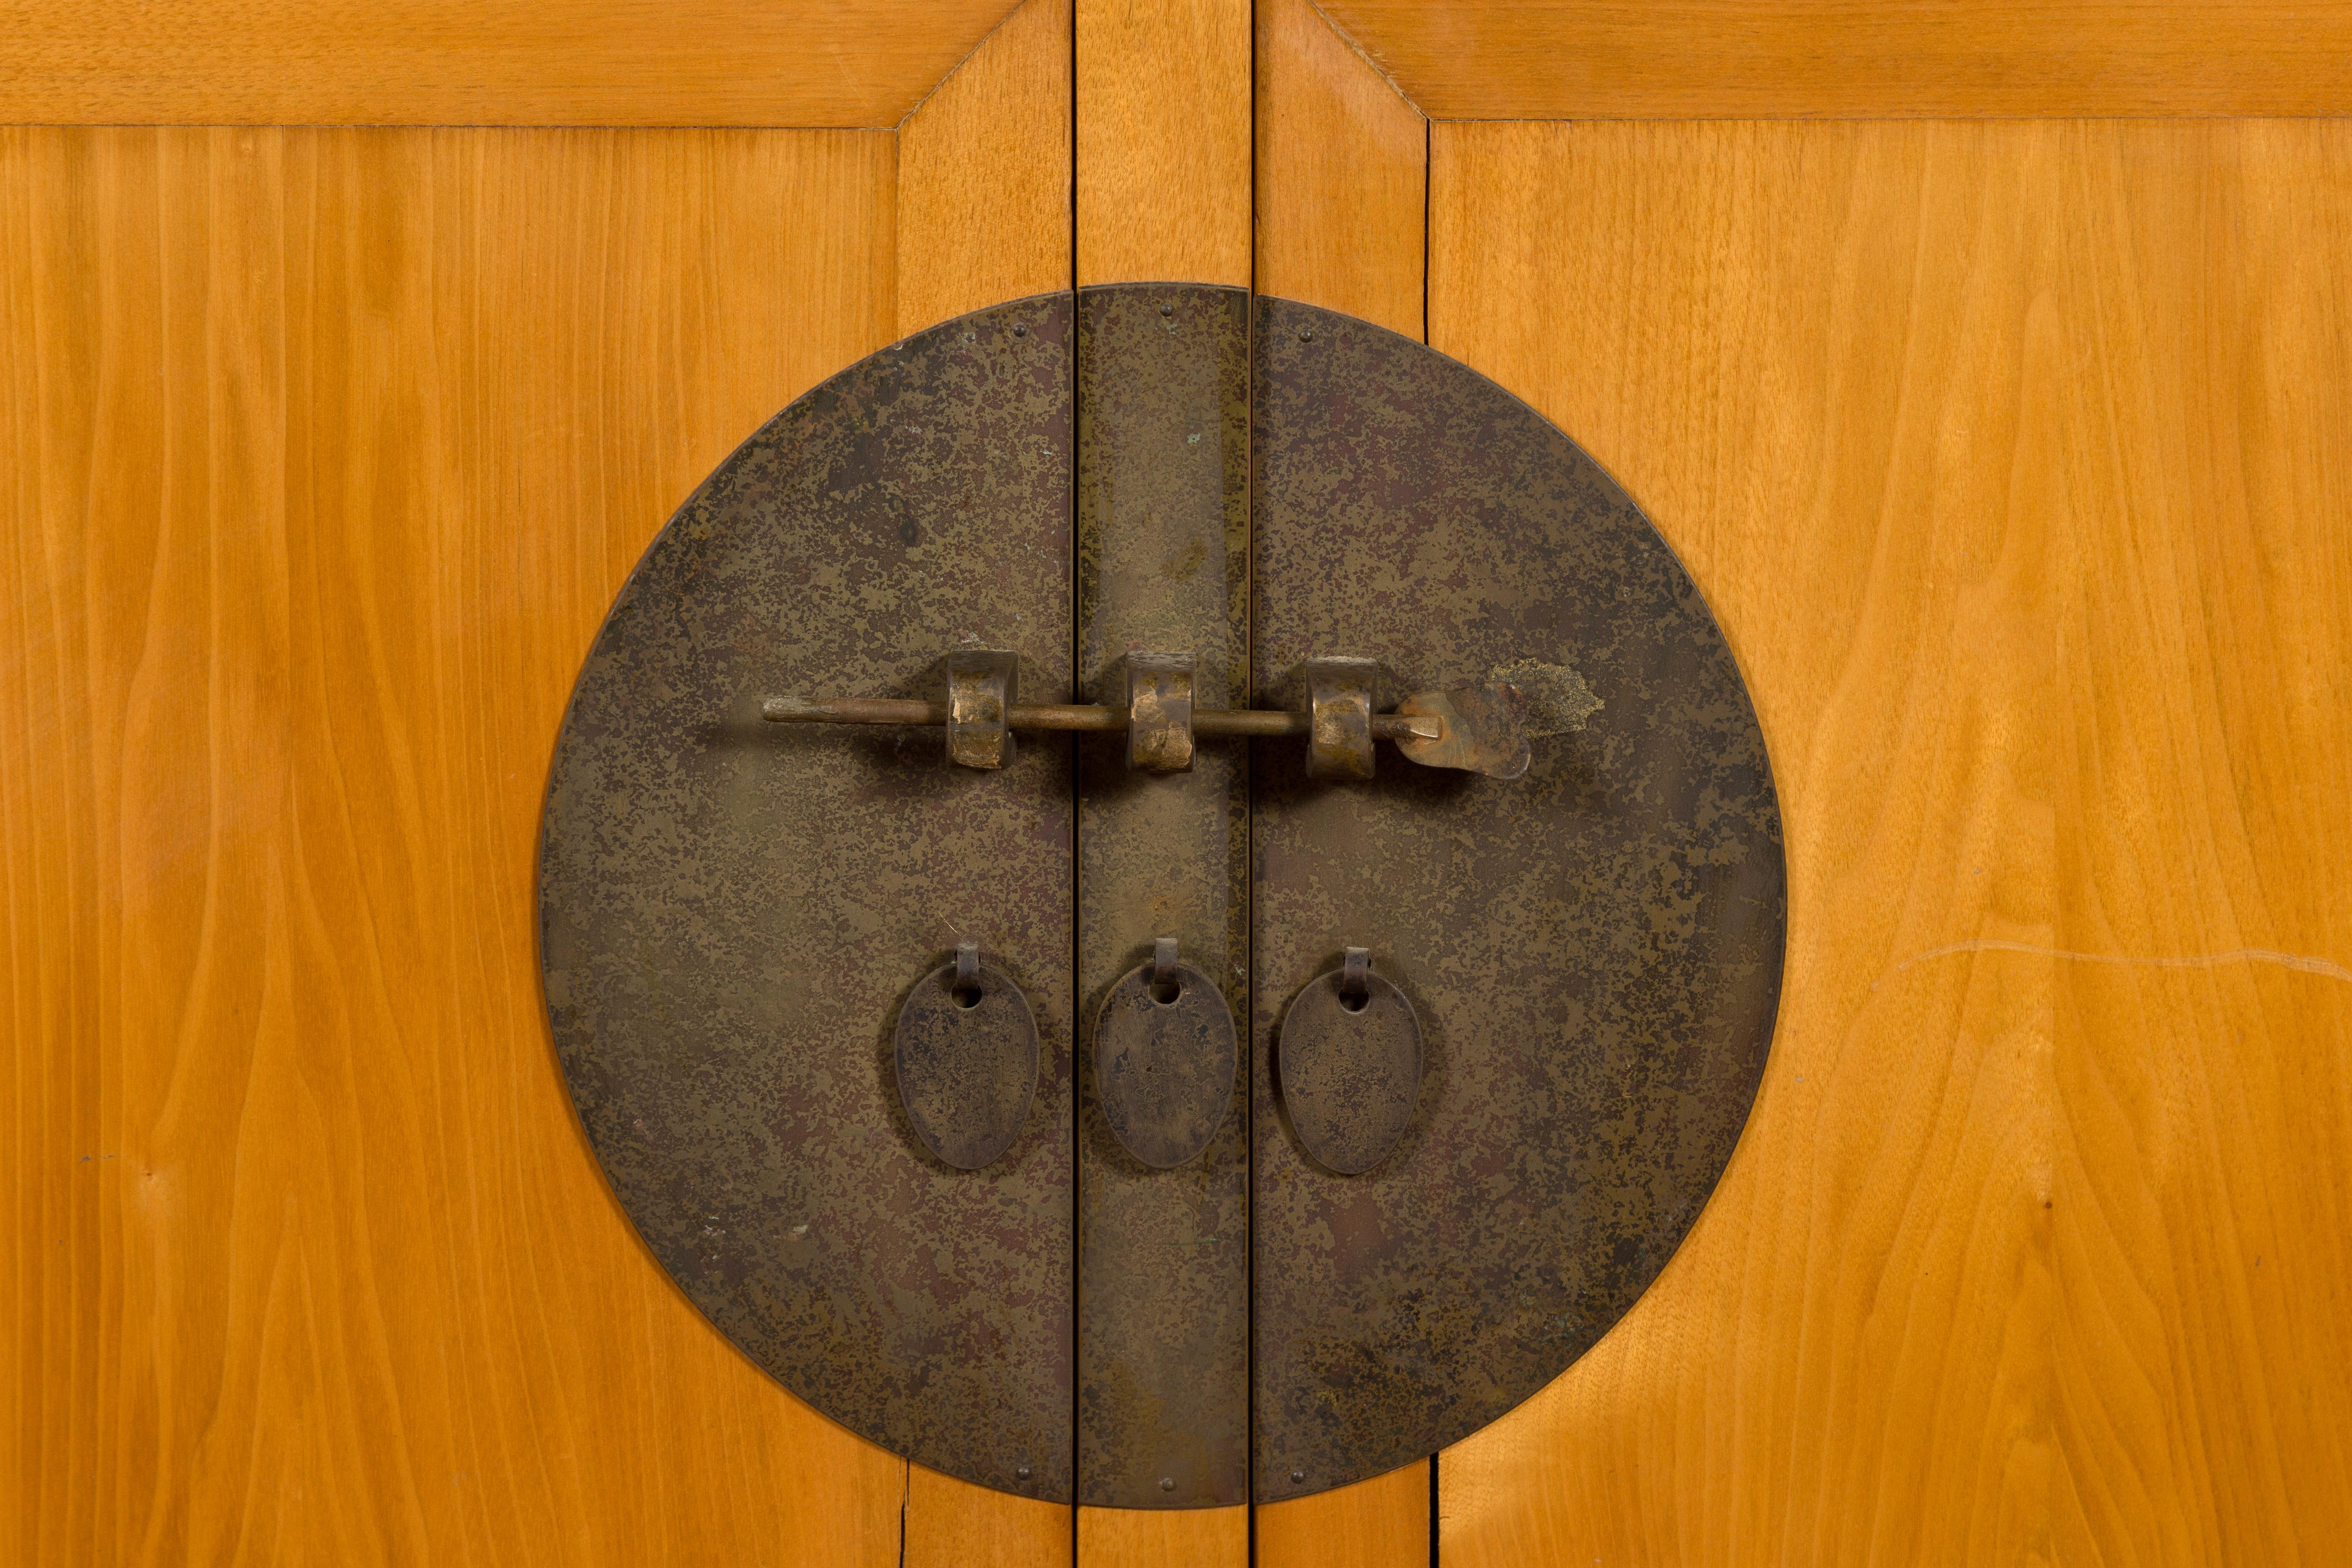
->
[1890,939,2352,985]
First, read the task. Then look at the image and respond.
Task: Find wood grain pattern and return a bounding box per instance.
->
[1317,0,2352,119]
[1075,0,1249,287]
[0,124,912,1565]
[1258,1464,1429,1568]
[1077,1504,1248,1568]
[0,0,1023,128]
[897,0,1072,337]
[1253,0,1422,337]
[1429,117,2352,1565]
[907,1463,1073,1568]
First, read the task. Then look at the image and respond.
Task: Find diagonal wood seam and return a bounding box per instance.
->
[1300,0,1425,122]
[896,0,1043,129]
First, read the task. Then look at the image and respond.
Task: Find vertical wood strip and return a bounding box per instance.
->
[1256,1462,1429,1568]
[1249,10,1430,1566]
[897,4,1080,1557]
[897,0,1073,336]
[1075,0,1250,286]
[1072,2,1251,1563]
[1252,0,1422,338]
[907,1461,1074,1568]
[2046,119,2352,1564]
[1078,1503,1251,1568]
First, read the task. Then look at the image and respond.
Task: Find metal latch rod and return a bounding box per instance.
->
[758,695,1435,742]
[761,649,1542,779]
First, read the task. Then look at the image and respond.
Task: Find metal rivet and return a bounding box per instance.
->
[1016,1464,1032,1480]
[1298,328,1314,343]
[1290,1468,1305,1483]
[1159,1476,1175,1492]
[1012,323,1028,337]
[1159,302,1174,317]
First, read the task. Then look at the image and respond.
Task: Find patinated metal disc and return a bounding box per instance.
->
[1250,297,1786,1500]
[538,295,1076,1501]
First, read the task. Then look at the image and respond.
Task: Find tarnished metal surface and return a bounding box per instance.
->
[1096,942,1239,1169]
[896,942,1040,1170]
[1303,655,1376,780]
[946,649,1018,770]
[1276,949,1423,1176]
[1076,284,1251,1508]
[1250,296,1786,1501]
[1396,681,1533,779]
[538,294,1076,1502]
[1125,652,1197,772]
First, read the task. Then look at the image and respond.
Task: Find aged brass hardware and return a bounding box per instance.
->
[1395,680,1532,778]
[760,657,1557,778]
[945,648,1019,769]
[894,940,1041,1171]
[1093,937,1239,1169]
[1302,656,1376,780]
[539,285,1785,1515]
[762,689,1434,740]
[1125,652,1197,772]
[1274,947,1422,1176]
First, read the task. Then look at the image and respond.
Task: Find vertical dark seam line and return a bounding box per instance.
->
[898,1457,910,1568]
[1068,2,1081,1554]
[1422,117,1431,346]
[1429,1450,1440,1566]
[1245,2,1262,1561]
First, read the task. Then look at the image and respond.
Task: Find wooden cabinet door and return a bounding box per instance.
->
[9,4,2350,1566]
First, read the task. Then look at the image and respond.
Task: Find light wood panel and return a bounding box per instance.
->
[1075,0,1249,286]
[1317,0,2352,119]
[1078,1504,1250,1568]
[0,0,1023,127]
[898,0,1072,337]
[1429,118,2352,1565]
[0,124,910,1566]
[1258,1464,1429,1568]
[2049,121,2352,1561]
[907,1462,1073,1568]
[1253,0,1422,336]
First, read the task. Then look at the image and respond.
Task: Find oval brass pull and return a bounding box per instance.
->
[894,941,1039,1170]
[1277,948,1424,1176]
[1094,937,1237,1169]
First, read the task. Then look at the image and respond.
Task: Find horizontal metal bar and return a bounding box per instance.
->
[760,695,1436,741]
